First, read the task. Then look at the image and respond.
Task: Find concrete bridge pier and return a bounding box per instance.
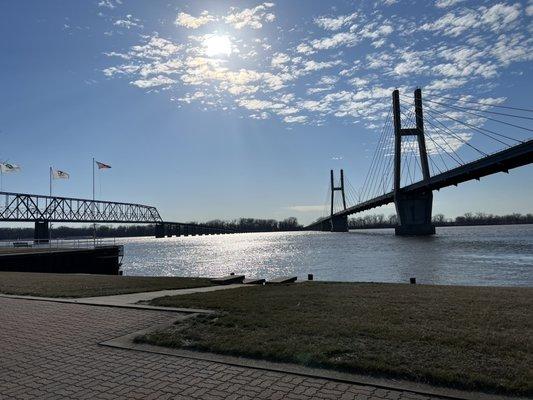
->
[155,223,166,238]
[34,220,50,243]
[319,220,331,231]
[394,191,435,236]
[330,215,348,232]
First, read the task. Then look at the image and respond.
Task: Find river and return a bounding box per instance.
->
[118,224,533,287]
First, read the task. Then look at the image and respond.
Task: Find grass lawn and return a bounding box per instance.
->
[0,272,213,298]
[141,282,533,396]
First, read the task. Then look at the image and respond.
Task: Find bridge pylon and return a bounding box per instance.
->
[328,169,348,232]
[392,88,435,236]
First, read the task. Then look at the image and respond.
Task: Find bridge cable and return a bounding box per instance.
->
[358,109,389,202]
[420,113,465,165]
[402,105,464,173]
[360,106,392,202]
[400,99,423,184]
[400,94,523,146]
[422,99,532,137]
[423,109,489,157]
[423,105,515,148]
[423,98,533,121]
[428,95,533,113]
[368,115,394,199]
[371,116,395,198]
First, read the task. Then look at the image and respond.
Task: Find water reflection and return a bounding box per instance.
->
[119,225,533,287]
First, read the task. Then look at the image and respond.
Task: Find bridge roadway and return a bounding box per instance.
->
[306,139,533,230]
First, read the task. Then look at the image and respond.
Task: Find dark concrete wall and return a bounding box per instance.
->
[0,246,122,275]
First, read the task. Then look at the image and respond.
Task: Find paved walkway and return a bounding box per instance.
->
[78,283,246,306]
[0,297,442,400]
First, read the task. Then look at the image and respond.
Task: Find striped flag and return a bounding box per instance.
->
[96,161,111,169]
[52,169,70,179]
[0,162,21,173]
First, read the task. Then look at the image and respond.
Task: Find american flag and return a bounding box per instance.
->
[52,169,69,179]
[96,161,111,169]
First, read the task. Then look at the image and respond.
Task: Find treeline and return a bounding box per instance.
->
[0,217,303,240]
[348,212,533,229]
[200,217,302,232]
[0,225,157,240]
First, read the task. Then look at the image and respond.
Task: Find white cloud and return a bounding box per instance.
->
[296,43,315,55]
[175,11,215,29]
[435,0,464,8]
[102,1,532,133]
[98,0,122,9]
[131,75,176,88]
[527,0,533,16]
[284,115,308,123]
[224,3,276,29]
[237,98,284,111]
[302,59,342,72]
[130,36,182,59]
[421,3,521,37]
[310,32,359,50]
[113,15,142,29]
[314,12,357,31]
[271,52,290,68]
[425,78,468,91]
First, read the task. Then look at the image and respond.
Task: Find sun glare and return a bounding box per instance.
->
[204,35,232,57]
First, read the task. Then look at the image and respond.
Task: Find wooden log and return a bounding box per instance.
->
[266,276,297,284]
[210,275,245,285]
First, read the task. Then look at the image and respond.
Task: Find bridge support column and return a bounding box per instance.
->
[319,220,331,231]
[392,88,435,236]
[155,223,166,238]
[330,215,348,232]
[34,220,50,244]
[395,191,435,236]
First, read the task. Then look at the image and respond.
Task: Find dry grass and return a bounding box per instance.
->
[0,272,213,298]
[142,282,533,396]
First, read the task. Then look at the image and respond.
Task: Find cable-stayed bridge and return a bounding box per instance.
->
[2,88,531,240]
[306,89,533,235]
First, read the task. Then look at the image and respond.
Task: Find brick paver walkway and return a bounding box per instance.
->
[0,297,441,400]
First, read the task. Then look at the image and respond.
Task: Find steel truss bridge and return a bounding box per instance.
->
[0,191,236,239]
[306,89,533,234]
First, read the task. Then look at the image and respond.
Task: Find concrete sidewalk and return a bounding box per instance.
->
[79,283,246,306]
[0,283,245,313]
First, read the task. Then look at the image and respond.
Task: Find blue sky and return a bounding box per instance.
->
[0,0,532,224]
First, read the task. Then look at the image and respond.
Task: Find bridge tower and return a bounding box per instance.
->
[328,169,348,232]
[392,88,435,236]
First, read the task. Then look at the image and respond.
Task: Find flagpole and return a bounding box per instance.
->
[92,157,96,245]
[49,166,52,196]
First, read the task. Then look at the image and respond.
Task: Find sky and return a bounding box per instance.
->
[0,0,532,225]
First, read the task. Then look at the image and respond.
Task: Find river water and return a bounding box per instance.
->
[118,225,533,287]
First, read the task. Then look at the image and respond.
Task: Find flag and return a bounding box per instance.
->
[0,162,21,173]
[96,161,111,169]
[52,169,70,179]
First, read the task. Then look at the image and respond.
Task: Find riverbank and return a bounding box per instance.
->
[0,272,213,297]
[141,281,533,396]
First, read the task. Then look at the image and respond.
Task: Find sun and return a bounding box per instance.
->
[204,35,232,57]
